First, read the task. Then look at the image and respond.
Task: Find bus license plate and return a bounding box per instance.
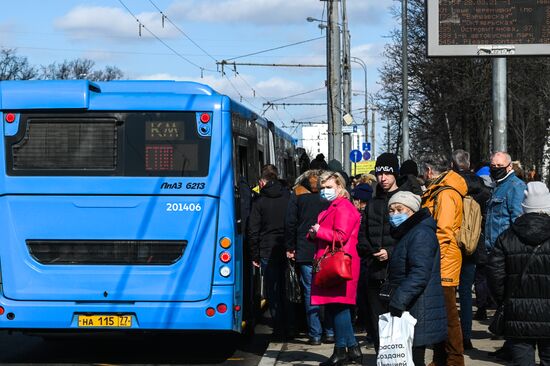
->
[78,315,132,328]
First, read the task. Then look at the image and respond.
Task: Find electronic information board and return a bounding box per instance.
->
[427,0,550,56]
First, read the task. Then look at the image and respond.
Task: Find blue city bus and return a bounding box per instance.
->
[0,80,296,333]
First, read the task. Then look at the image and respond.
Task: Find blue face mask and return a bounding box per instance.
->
[320,188,337,201]
[389,213,409,227]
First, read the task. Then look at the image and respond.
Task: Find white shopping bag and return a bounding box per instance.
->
[376,311,417,366]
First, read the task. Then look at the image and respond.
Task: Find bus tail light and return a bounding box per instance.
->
[206,307,215,317]
[200,113,211,123]
[220,251,231,263]
[220,265,231,277]
[217,304,227,313]
[5,113,15,123]
[234,305,241,312]
[0,306,4,316]
[220,237,231,249]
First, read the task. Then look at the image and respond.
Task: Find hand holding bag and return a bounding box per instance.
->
[376,311,417,366]
[312,234,353,288]
[285,259,302,303]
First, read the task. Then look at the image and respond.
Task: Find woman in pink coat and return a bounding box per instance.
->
[308,171,362,366]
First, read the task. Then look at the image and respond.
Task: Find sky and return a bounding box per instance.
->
[0,0,399,143]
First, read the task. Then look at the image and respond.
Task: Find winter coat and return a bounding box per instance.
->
[422,170,468,287]
[487,213,550,339]
[285,176,330,263]
[485,172,526,252]
[388,208,448,347]
[311,196,361,305]
[248,180,290,262]
[458,171,492,265]
[397,174,423,196]
[357,185,400,280]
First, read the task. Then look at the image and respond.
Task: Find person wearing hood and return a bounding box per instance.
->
[487,181,550,366]
[328,159,351,190]
[421,156,468,366]
[285,170,333,345]
[310,153,329,170]
[248,164,292,339]
[386,191,447,366]
[398,159,424,195]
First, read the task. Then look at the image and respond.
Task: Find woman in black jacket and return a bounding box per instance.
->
[487,181,550,366]
[386,191,447,366]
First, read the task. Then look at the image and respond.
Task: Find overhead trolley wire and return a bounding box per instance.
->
[224,36,325,62]
[116,0,216,73]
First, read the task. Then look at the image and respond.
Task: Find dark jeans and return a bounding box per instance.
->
[364,278,388,352]
[433,286,464,366]
[413,346,426,366]
[459,260,475,339]
[355,264,368,330]
[325,304,357,348]
[510,339,550,366]
[260,257,293,334]
[298,264,333,340]
[474,264,492,310]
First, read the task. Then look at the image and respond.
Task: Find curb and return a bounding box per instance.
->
[258,341,284,366]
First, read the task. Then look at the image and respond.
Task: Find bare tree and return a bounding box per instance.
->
[40,58,124,81]
[0,48,37,80]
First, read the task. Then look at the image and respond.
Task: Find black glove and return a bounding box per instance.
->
[389,305,403,318]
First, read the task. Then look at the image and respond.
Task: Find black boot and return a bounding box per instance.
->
[347,344,363,364]
[320,346,347,366]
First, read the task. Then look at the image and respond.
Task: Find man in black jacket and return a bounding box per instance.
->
[451,149,491,350]
[249,164,291,338]
[285,169,332,345]
[357,153,401,352]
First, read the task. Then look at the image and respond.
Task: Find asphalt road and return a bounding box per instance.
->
[0,323,273,366]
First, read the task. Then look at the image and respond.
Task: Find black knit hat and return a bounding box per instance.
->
[375,153,399,176]
[400,159,418,177]
[351,183,373,202]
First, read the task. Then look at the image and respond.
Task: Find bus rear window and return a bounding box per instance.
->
[6,112,210,177]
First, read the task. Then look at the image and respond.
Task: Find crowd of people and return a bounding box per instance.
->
[247,150,550,366]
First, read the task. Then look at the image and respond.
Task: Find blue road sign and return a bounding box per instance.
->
[363,151,371,160]
[362,142,371,151]
[350,149,362,163]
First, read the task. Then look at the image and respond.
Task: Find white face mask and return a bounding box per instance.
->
[320,188,338,201]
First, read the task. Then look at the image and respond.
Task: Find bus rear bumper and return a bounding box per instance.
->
[0,286,240,332]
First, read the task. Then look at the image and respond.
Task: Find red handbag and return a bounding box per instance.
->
[313,235,353,288]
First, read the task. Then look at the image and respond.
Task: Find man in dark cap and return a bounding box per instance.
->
[357,152,401,353]
[351,183,373,212]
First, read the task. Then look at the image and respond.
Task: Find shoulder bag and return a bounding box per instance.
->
[313,234,353,288]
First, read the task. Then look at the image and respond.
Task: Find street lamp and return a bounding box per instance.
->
[351,57,372,155]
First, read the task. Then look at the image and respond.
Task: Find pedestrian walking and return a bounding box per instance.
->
[310,153,329,170]
[484,151,526,361]
[285,169,333,345]
[451,150,491,350]
[421,156,468,366]
[386,191,447,366]
[249,164,292,339]
[487,181,550,366]
[308,171,362,366]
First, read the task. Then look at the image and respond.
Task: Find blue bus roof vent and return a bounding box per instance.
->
[95,80,218,96]
[0,80,101,110]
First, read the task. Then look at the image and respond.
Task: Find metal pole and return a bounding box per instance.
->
[328,0,342,164]
[351,57,368,153]
[326,14,333,161]
[401,0,410,160]
[371,108,376,158]
[342,0,352,174]
[492,57,507,152]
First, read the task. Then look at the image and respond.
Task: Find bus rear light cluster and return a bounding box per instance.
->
[220,251,231,263]
[206,307,216,317]
[0,306,4,316]
[217,303,227,314]
[220,265,231,277]
[5,113,15,123]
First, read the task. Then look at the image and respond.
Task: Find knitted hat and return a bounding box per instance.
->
[351,183,373,202]
[388,191,422,212]
[375,153,399,176]
[522,181,550,214]
[400,159,419,177]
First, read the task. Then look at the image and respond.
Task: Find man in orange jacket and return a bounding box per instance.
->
[422,156,468,366]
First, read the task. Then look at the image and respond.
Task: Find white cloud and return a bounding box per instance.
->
[54,6,179,41]
[167,0,394,26]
